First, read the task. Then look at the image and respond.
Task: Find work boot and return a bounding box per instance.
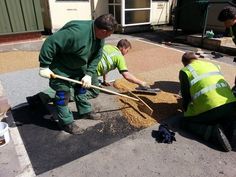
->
[60,122,84,135]
[221,121,236,150]
[80,111,101,120]
[211,124,232,152]
[26,94,50,116]
[229,121,236,150]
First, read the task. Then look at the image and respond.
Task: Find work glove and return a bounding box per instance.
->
[138,82,150,90]
[152,124,176,144]
[39,67,54,79]
[81,75,92,88]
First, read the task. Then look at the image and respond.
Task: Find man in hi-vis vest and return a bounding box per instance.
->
[179,52,236,152]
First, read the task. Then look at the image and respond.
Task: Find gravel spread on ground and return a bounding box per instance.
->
[113,78,182,128]
[0,51,39,74]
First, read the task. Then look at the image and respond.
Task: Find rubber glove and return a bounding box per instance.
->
[81,75,92,88]
[139,82,150,90]
[39,67,54,79]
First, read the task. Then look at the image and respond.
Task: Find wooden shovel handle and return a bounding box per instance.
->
[51,74,139,102]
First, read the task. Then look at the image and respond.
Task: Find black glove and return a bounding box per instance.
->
[152,124,176,144]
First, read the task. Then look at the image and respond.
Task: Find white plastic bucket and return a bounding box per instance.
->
[0,122,10,147]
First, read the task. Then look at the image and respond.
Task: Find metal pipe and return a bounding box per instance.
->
[201,3,210,46]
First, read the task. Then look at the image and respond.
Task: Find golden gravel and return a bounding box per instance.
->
[113,79,182,128]
[0,51,39,74]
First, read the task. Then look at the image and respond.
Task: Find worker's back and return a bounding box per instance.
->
[97,44,127,76]
[181,60,236,117]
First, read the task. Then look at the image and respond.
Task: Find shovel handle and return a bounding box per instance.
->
[51,74,139,102]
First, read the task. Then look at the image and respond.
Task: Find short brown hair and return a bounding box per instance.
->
[182,52,198,66]
[117,39,132,49]
[218,6,236,22]
[94,14,117,31]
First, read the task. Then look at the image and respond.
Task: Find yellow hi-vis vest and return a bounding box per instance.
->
[181,60,236,117]
[97,45,127,76]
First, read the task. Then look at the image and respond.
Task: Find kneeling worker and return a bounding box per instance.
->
[179,52,236,152]
[27,39,149,124]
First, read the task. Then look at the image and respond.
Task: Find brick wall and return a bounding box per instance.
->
[0,32,42,44]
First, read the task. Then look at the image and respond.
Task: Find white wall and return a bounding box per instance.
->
[151,1,171,25]
[48,0,92,32]
[47,0,109,32]
[93,0,108,18]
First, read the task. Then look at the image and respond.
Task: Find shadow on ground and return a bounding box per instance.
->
[153,111,230,152]
[152,80,180,94]
[10,102,140,175]
[129,30,201,52]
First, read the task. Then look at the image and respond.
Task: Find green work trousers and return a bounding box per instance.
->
[40,75,99,125]
[181,102,236,141]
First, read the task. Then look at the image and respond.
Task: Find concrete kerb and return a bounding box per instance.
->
[183,34,236,56]
[0,101,36,176]
[6,110,36,177]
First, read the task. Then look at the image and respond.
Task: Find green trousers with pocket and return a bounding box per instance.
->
[39,74,99,125]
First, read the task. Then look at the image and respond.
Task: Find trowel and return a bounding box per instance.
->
[132,86,161,95]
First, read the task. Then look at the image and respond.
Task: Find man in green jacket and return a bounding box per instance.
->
[28,39,149,126]
[38,14,117,134]
[179,52,236,152]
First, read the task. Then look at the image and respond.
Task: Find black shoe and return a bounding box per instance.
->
[26,94,41,108]
[60,122,84,135]
[221,121,236,149]
[229,121,236,150]
[212,124,232,152]
[232,85,236,97]
[233,57,236,63]
[26,94,50,115]
[80,111,101,120]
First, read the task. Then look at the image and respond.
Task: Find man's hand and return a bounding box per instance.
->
[81,75,92,88]
[139,82,150,90]
[39,68,54,79]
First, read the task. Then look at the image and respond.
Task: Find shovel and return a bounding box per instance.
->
[51,74,153,116]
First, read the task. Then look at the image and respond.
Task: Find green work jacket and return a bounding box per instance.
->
[39,20,104,77]
[181,60,236,117]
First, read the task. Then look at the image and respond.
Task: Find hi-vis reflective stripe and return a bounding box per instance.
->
[230,27,235,39]
[101,50,122,74]
[186,65,198,78]
[101,50,114,73]
[100,58,107,73]
[190,71,222,86]
[192,82,228,100]
[186,64,222,86]
[103,50,114,66]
